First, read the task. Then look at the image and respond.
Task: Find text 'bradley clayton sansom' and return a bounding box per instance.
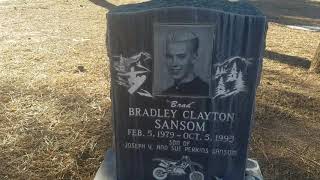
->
[128,107,235,122]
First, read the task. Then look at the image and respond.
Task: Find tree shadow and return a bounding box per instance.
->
[49,89,113,179]
[249,0,320,26]
[88,0,116,9]
[262,69,310,88]
[264,50,311,69]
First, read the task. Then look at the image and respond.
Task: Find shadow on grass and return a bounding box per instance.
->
[55,89,113,177]
[262,69,310,89]
[88,0,116,9]
[88,0,320,26]
[255,154,319,180]
[250,87,320,179]
[249,0,320,26]
[265,50,311,69]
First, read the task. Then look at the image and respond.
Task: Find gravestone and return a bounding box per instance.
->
[104,0,267,180]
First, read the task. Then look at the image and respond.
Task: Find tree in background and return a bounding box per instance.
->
[310,43,320,73]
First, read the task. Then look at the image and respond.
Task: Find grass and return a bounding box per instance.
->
[250,23,320,179]
[0,0,112,179]
[0,0,319,179]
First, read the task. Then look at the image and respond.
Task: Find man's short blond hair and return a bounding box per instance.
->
[166,31,199,55]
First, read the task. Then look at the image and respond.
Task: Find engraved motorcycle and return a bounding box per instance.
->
[152,156,204,180]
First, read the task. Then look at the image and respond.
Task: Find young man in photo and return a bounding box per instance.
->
[162,31,209,96]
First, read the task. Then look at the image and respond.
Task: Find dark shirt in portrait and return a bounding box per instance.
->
[163,77,209,96]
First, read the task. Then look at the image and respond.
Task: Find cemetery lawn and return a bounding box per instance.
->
[0,0,319,179]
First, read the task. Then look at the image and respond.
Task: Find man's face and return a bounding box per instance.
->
[166,41,196,82]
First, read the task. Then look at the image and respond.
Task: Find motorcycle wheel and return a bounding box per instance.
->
[189,171,204,180]
[152,167,168,180]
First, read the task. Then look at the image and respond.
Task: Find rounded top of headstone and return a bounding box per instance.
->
[108,0,265,17]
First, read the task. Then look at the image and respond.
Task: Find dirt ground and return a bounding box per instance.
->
[0,0,319,179]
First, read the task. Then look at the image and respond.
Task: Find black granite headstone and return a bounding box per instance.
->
[107,1,267,180]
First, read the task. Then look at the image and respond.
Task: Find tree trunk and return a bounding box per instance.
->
[310,43,320,73]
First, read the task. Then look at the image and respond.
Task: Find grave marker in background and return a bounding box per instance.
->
[103,0,267,179]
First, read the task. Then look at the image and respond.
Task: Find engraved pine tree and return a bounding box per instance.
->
[221,67,227,74]
[216,66,221,76]
[234,70,246,92]
[213,56,251,99]
[215,66,227,79]
[227,62,237,82]
[216,78,227,97]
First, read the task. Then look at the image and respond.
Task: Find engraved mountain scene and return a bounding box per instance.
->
[113,52,153,97]
[213,56,252,99]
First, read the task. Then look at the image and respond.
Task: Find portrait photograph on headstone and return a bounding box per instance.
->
[153,24,215,97]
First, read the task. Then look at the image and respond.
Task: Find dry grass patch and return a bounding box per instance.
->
[250,23,320,179]
[0,0,112,179]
